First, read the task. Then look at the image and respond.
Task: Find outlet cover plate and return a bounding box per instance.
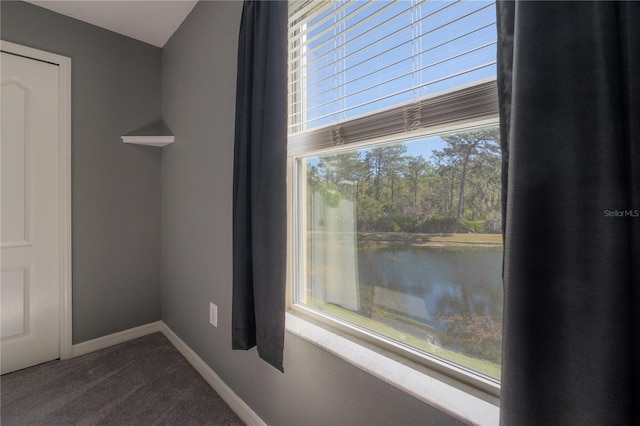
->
[209,302,218,327]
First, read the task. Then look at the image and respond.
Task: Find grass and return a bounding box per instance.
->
[308,299,501,380]
[357,232,503,248]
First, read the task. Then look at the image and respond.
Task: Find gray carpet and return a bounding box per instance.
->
[0,332,244,425]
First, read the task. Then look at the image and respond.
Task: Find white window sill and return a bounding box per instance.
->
[285,311,500,426]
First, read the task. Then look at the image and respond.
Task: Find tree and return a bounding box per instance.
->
[434,129,500,220]
[431,149,459,216]
[403,155,429,208]
[317,152,361,184]
[306,163,321,191]
[364,145,407,204]
[309,129,502,234]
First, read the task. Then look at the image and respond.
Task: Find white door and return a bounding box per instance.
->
[1,51,61,374]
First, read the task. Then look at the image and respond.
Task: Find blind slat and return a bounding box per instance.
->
[290,1,464,71]
[289,1,333,27]
[290,1,413,70]
[289,1,375,50]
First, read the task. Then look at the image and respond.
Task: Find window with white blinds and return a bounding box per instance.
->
[288,0,498,155]
[288,0,503,393]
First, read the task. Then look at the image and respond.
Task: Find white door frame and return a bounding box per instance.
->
[1,40,72,360]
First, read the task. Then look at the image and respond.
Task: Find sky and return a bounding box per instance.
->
[300,0,496,130]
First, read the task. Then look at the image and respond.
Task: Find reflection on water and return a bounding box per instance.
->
[358,246,503,330]
[308,242,503,372]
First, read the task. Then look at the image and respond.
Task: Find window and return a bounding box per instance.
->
[288,0,501,392]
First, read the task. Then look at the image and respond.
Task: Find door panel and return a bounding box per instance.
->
[1,51,60,374]
[1,267,29,338]
[1,80,29,245]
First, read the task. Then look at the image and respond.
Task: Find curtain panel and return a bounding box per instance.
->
[497,1,639,424]
[232,0,288,372]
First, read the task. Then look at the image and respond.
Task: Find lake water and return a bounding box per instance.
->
[307,240,504,371]
[357,245,503,331]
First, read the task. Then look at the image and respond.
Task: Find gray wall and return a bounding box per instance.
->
[1,1,162,343]
[160,2,461,424]
[1,1,465,422]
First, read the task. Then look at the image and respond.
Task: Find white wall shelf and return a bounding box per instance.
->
[121,119,174,147]
[121,135,174,147]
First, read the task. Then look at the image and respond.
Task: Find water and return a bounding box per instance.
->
[357,246,503,330]
[307,241,504,371]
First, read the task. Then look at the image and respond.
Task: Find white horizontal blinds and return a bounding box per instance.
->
[288,0,497,151]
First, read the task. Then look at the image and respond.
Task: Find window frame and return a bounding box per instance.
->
[287,113,502,398]
[286,0,502,404]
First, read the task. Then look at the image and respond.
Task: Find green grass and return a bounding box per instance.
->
[308,299,502,380]
[356,232,503,247]
[426,233,503,244]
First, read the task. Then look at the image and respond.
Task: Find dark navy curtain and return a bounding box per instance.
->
[497,1,639,424]
[232,0,288,372]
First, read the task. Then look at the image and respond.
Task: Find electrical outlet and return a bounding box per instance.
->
[209,302,218,327]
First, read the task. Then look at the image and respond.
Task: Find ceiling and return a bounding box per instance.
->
[26,1,199,47]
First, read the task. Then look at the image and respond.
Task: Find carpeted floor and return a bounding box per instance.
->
[0,332,244,425]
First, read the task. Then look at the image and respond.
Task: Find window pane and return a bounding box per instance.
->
[297,126,502,380]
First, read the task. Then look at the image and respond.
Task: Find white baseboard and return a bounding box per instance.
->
[72,321,163,357]
[159,322,266,426]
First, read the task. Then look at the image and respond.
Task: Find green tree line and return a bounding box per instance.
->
[308,128,501,234]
